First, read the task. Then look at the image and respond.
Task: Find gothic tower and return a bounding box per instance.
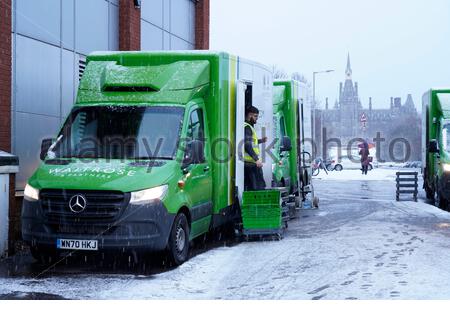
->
[339,53,360,140]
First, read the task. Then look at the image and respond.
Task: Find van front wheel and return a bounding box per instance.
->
[425,186,434,200]
[168,213,190,266]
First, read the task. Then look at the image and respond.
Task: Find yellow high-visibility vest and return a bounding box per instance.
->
[244,122,260,163]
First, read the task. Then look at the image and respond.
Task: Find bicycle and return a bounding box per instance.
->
[312,158,328,176]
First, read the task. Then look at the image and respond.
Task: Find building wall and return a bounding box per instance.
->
[119,0,140,50]
[0,0,12,153]
[12,0,120,190]
[317,57,421,161]
[140,0,196,50]
[195,0,209,50]
[320,99,422,161]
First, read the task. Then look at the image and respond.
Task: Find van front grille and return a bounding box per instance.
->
[40,189,128,223]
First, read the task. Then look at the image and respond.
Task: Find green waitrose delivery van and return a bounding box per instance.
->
[21,51,276,265]
[422,88,450,209]
[272,80,313,203]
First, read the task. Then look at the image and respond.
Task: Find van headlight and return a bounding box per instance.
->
[443,164,450,172]
[24,184,40,201]
[130,185,168,204]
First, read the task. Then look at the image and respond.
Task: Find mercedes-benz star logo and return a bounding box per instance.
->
[69,194,87,213]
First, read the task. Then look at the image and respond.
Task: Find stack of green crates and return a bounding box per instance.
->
[241,189,282,234]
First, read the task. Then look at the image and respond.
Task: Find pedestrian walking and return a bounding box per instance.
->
[359,141,370,175]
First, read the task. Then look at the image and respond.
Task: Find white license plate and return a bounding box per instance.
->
[57,239,98,251]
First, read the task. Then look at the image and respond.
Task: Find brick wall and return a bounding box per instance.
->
[0,0,11,152]
[0,1,17,255]
[195,0,210,50]
[119,0,141,51]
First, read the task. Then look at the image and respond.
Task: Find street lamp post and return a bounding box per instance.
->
[312,69,334,157]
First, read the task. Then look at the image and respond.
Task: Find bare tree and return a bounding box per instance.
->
[292,72,314,107]
[272,65,288,80]
[291,72,308,84]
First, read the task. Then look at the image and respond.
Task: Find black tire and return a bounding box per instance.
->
[326,164,333,171]
[334,164,343,171]
[368,164,373,171]
[440,195,448,211]
[167,213,190,266]
[30,245,60,265]
[312,168,319,176]
[425,186,434,200]
[435,188,448,210]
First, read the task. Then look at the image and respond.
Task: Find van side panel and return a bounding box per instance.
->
[208,53,233,213]
[228,56,238,205]
[289,82,300,189]
[203,53,237,215]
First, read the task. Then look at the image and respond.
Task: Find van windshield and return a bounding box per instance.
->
[443,123,450,153]
[49,106,184,160]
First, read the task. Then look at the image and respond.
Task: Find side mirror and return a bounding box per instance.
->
[280,136,292,152]
[428,139,439,153]
[182,140,205,168]
[40,138,55,160]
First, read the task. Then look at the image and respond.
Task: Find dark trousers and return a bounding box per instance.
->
[361,164,368,175]
[244,162,266,191]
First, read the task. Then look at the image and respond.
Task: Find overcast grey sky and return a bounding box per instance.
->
[210,0,450,110]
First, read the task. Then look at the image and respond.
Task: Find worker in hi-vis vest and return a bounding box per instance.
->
[244,106,267,191]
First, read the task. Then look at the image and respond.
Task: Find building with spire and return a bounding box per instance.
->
[317,54,421,161]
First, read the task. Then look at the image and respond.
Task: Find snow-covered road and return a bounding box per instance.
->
[2,168,450,299]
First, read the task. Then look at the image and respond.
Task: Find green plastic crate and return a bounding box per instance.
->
[242,190,281,205]
[241,190,282,231]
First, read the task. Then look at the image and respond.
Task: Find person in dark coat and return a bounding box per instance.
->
[244,106,267,191]
[359,141,370,175]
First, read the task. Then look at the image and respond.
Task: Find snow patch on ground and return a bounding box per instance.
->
[373,200,450,221]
